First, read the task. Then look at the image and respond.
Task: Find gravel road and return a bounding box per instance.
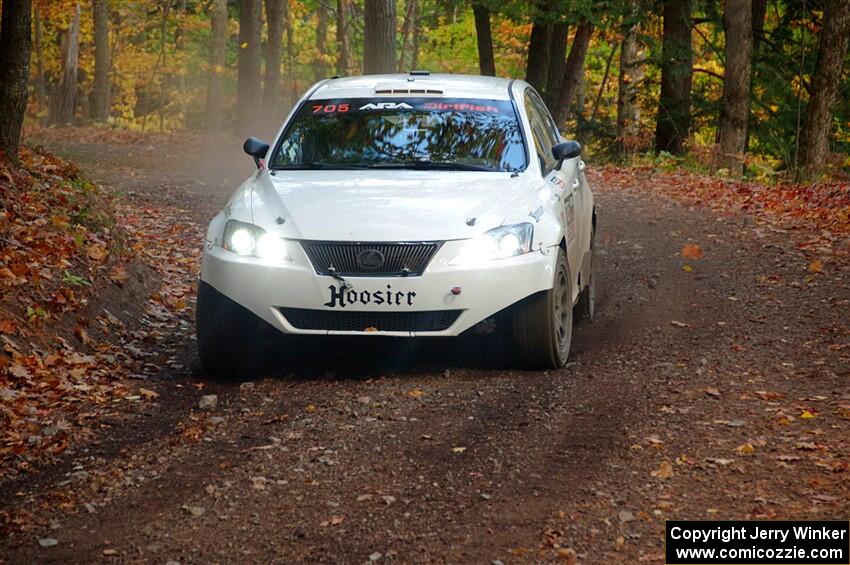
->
[2,135,847,564]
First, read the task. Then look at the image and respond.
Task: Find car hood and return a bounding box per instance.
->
[255,170,540,241]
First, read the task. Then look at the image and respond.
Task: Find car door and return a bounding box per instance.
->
[524,90,582,283]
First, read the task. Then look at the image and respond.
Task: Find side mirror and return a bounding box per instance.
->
[243,137,270,169]
[552,140,582,162]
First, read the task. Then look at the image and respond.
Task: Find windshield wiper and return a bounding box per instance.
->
[272,162,369,170]
[364,161,496,172]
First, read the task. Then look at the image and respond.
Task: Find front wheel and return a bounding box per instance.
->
[512,249,573,369]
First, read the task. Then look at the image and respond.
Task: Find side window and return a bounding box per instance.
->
[524,91,557,174]
[529,91,562,145]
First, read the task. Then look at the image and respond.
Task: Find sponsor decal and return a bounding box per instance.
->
[422,102,500,112]
[565,194,577,242]
[358,102,414,111]
[325,284,416,308]
[302,98,511,117]
[528,205,544,223]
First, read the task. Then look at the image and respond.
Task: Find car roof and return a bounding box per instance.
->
[310,73,516,101]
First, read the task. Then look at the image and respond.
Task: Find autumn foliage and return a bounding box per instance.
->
[0,145,200,476]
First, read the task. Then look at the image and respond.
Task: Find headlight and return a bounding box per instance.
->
[450,223,533,265]
[222,220,292,263]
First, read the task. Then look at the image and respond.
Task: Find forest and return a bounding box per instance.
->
[1,2,850,562]
[0,0,849,179]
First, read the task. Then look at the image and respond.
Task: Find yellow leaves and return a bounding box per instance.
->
[735,443,756,456]
[808,260,823,273]
[451,446,467,453]
[240,41,249,49]
[682,264,693,273]
[799,410,816,420]
[305,404,317,413]
[651,460,674,479]
[681,244,703,260]
[407,388,425,398]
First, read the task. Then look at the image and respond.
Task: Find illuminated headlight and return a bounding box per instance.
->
[222,220,292,263]
[450,223,533,265]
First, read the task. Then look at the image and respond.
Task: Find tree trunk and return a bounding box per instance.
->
[315,5,329,79]
[0,0,32,161]
[716,0,752,173]
[237,0,262,135]
[752,0,767,52]
[263,0,284,116]
[574,70,585,122]
[654,0,692,155]
[551,21,593,126]
[91,0,109,121]
[33,1,46,115]
[411,0,422,69]
[49,3,81,126]
[525,21,552,93]
[799,0,850,177]
[283,0,294,106]
[205,0,227,132]
[363,0,396,74]
[472,3,495,76]
[397,0,416,72]
[336,0,352,75]
[544,22,568,106]
[616,5,644,155]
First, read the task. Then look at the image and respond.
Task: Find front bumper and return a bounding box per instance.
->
[200,240,558,336]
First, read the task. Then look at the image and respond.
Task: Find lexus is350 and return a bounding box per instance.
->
[197,72,596,377]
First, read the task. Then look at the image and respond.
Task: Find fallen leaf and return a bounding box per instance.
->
[110,266,129,286]
[735,443,756,455]
[651,461,674,479]
[408,389,425,398]
[87,245,109,262]
[139,387,159,400]
[682,244,703,259]
[808,260,823,273]
[451,446,467,453]
[670,320,689,328]
[799,410,816,420]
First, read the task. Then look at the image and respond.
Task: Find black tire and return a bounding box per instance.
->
[512,249,573,369]
[575,229,596,322]
[195,280,277,379]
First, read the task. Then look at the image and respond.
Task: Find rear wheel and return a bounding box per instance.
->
[512,249,572,369]
[575,229,596,321]
[195,280,277,380]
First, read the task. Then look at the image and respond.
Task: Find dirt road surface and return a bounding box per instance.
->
[2,134,848,564]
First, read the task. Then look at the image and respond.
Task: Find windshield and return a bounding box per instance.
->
[270,98,527,172]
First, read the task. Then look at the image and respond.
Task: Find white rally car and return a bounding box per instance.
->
[197,73,595,376]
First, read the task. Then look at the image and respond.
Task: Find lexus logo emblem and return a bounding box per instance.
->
[356,249,385,270]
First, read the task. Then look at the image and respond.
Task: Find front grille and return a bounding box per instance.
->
[301,241,440,277]
[280,308,462,332]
